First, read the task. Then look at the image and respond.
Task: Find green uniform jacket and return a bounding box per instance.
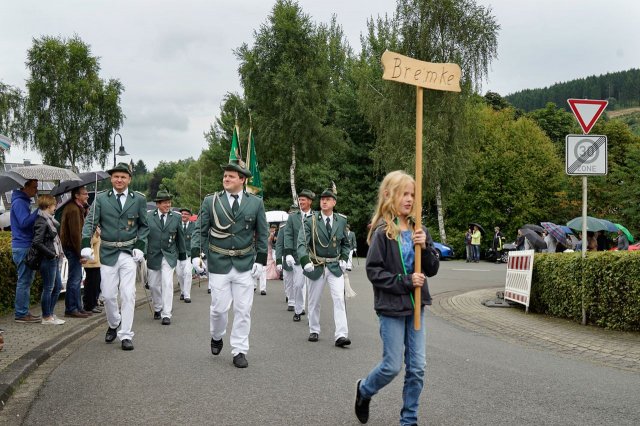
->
[146,210,187,270]
[275,224,291,271]
[180,221,195,254]
[191,191,268,274]
[81,189,149,267]
[297,212,350,280]
[283,211,313,265]
[348,231,357,251]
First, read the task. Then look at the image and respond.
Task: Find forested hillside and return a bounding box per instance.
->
[506,69,640,112]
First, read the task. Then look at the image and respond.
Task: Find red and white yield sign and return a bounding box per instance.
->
[567,99,608,134]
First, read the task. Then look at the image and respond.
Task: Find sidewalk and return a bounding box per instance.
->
[0,280,154,409]
[429,288,640,373]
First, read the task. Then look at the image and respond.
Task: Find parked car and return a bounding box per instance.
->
[433,241,454,260]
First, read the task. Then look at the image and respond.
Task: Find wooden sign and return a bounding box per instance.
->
[381,50,461,92]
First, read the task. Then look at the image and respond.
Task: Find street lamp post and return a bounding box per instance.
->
[113,132,129,167]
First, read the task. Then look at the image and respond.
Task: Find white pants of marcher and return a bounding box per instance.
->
[307,268,348,340]
[258,269,266,292]
[291,264,307,315]
[209,267,254,356]
[148,258,175,319]
[176,257,192,299]
[100,252,137,341]
[347,249,354,270]
[283,269,294,307]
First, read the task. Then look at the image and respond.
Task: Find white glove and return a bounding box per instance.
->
[276,263,283,272]
[339,260,347,272]
[285,255,295,268]
[251,263,264,279]
[192,257,205,274]
[303,263,314,273]
[81,247,94,261]
[132,249,144,262]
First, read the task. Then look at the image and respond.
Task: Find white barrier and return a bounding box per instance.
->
[504,249,535,312]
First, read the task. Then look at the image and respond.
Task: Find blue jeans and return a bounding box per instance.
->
[472,244,480,261]
[360,310,426,426]
[12,247,36,318]
[40,257,62,318]
[64,249,83,313]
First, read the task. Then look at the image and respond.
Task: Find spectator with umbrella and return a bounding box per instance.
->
[616,229,629,250]
[470,224,482,262]
[519,228,547,252]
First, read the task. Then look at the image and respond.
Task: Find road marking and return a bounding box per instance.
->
[451,268,492,272]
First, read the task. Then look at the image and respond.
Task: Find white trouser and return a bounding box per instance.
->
[176,257,192,298]
[209,267,254,356]
[307,268,348,340]
[100,252,137,341]
[258,269,266,292]
[347,250,354,270]
[291,264,307,315]
[148,258,175,319]
[283,269,294,307]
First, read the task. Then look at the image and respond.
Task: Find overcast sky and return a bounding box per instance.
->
[2,0,639,170]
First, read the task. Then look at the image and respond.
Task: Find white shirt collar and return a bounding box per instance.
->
[113,188,129,198]
[226,191,243,206]
[321,212,333,225]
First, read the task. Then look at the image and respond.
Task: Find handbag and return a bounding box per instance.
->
[25,246,42,270]
[423,245,440,277]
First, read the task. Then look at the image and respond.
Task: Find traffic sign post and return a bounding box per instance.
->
[565,98,608,325]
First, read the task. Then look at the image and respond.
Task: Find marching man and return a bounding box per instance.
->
[191,160,268,368]
[81,162,149,351]
[176,207,195,302]
[297,188,351,347]
[284,190,315,322]
[146,190,186,325]
[346,224,357,270]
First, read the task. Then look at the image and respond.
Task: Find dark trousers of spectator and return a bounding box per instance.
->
[83,268,101,311]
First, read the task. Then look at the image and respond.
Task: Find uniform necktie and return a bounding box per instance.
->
[326,217,331,235]
[161,214,166,227]
[231,194,239,215]
[116,193,124,209]
[183,222,187,231]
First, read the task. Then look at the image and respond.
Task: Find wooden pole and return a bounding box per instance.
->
[414,86,423,330]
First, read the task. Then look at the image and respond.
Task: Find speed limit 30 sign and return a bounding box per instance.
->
[565,134,607,175]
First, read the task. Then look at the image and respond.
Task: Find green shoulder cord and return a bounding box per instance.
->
[395,218,415,308]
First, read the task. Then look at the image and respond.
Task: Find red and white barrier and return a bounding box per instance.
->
[504,250,534,312]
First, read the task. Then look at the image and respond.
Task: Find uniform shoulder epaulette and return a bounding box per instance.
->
[336,213,348,219]
[134,191,147,198]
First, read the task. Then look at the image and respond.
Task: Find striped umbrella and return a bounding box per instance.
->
[540,222,568,246]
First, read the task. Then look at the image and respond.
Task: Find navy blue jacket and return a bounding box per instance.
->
[10,190,38,249]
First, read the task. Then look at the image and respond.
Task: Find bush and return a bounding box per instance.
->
[530,251,640,331]
[0,232,43,315]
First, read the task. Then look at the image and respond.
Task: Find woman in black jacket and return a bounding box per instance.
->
[355,170,435,426]
[32,195,65,325]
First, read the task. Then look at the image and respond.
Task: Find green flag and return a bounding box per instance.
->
[228,123,242,162]
[245,128,263,197]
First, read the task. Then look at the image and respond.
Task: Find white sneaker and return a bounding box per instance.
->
[42,317,65,325]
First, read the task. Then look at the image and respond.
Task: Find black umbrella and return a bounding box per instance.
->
[522,224,545,234]
[520,228,547,251]
[468,222,486,234]
[50,171,110,196]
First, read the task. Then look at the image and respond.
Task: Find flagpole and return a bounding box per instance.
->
[414,86,423,331]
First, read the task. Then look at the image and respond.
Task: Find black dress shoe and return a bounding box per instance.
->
[105,323,119,343]
[207,288,211,294]
[211,338,223,355]
[233,353,248,368]
[308,333,319,342]
[260,290,266,295]
[161,317,171,325]
[355,379,370,424]
[184,298,191,303]
[180,294,184,300]
[121,339,134,351]
[287,306,294,311]
[293,313,301,322]
[335,337,352,347]
[300,310,306,316]
[154,311,161,320]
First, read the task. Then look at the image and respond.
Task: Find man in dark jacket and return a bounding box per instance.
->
[10,179,40,323]
[59,186,91,318]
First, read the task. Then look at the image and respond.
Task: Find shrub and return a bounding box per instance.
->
[0,232,43,315]
[530,251,640,331]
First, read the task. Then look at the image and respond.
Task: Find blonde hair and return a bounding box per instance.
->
[37,194,56,210]
[367,170,417,244]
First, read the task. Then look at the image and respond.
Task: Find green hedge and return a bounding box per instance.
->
[531,251,640,331]
[0,232,43,315]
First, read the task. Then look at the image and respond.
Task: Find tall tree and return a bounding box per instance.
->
[24,35,124,170]
[235,0,341,205]
[0,81,24,162]
[355,0,499,243]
